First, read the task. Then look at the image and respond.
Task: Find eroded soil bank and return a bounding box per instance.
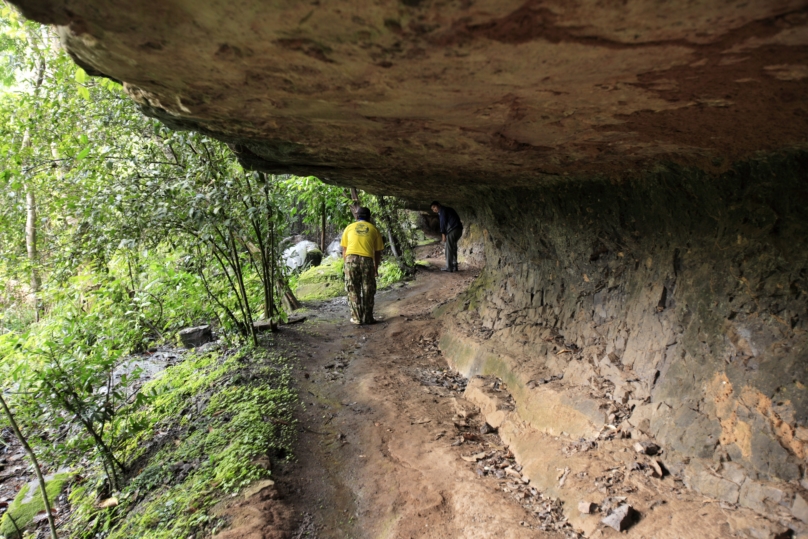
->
[219,245,799,538]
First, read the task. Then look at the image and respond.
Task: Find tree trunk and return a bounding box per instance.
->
[376,196,402,260]
[276,278,301,312]
[320,198,326,252]
[349,187,361,218]
[0,393,58,539]
[20,56,46,322]
[25,187,41,322]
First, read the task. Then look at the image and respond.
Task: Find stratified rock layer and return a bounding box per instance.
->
[443,150,808,526]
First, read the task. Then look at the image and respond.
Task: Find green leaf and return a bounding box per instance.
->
[75,67,87,83]
[77,85,90,100]
[76,147,91,160]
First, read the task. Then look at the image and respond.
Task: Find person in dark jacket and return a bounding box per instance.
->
[431,201,463,272]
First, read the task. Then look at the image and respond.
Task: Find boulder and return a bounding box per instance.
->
[326,239,342,258]
[283,240,319,270]
[178,325,212,348]
[304,248,323,267]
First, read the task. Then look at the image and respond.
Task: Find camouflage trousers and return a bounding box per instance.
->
[344,254,376,324]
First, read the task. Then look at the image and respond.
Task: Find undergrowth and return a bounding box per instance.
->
[376,260,405,289]
[64,346,297,539]
[294,256,407,302]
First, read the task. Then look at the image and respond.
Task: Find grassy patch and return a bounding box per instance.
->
[65,347,297,539]
[295,258,345,301]
[0,473,70,536]
[377,260,405,288]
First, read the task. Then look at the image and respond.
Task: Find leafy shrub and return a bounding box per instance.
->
[377,259,405,288]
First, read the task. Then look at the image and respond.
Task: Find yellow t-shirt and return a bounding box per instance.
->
[341,220,384,258]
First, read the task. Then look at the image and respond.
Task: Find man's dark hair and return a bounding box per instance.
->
[430,201,441,207]
[356,207,371,220]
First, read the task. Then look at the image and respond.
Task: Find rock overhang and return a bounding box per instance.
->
[10,0,808,203]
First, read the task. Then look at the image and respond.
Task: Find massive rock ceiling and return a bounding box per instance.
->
[12,0,808,199]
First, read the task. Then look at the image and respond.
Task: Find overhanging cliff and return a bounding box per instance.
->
[10,0,808,198]
[10,0,808,532]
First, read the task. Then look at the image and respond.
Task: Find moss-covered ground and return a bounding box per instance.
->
[64,346,297,539]
[0,473,70,537]
[294,257,408,302]
[295,257,345,301]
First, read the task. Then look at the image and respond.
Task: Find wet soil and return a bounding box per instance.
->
[220,248,796,539]
[228,252,566,538]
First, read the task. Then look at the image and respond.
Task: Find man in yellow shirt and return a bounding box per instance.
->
[341,207,384,324]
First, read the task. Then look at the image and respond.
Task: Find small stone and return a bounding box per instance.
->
[633,441,660,455]
[792,493,808,524]
[452,397,479,419]
[243,479,275,499]
[648,459,664,478]
[505,467,522,479]
[480,422,496,434]
[578,500,597,514]
[601,504,635,532]
[461,451,487,462]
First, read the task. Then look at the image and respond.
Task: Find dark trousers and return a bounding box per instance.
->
[445,227,462,270]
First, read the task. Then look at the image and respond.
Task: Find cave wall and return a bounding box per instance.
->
[443,150,808,518]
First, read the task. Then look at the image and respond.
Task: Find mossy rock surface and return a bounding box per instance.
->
[295,259,345,301]
[0,472,70,536]
[296,280,344,301]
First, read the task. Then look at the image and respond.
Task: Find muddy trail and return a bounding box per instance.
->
[214,247,798,539]
[215,256,561,539]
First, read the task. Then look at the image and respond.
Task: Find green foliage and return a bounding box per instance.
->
[377,259,406,288]
[281,175,353,236]
[365,196,418,270]
[0,8,414,538]
[0,472,70,536]
[65,348,296,539]
[0,280,156,489]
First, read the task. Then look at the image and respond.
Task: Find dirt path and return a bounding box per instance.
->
[266,258,561,539]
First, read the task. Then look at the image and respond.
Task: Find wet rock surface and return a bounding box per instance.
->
[9,1,808,195]
[442,151,808,531]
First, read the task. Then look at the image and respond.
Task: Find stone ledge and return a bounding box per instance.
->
[443,321,808,532]
[442,325,606,439]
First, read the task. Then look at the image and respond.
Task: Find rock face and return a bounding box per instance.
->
[178,325,213,348]
[9,0,808,198]
[10,0,808,524]
[442,152,808,520]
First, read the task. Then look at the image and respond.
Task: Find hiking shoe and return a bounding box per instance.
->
[350,317,360,324]
[441,267,453,272]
